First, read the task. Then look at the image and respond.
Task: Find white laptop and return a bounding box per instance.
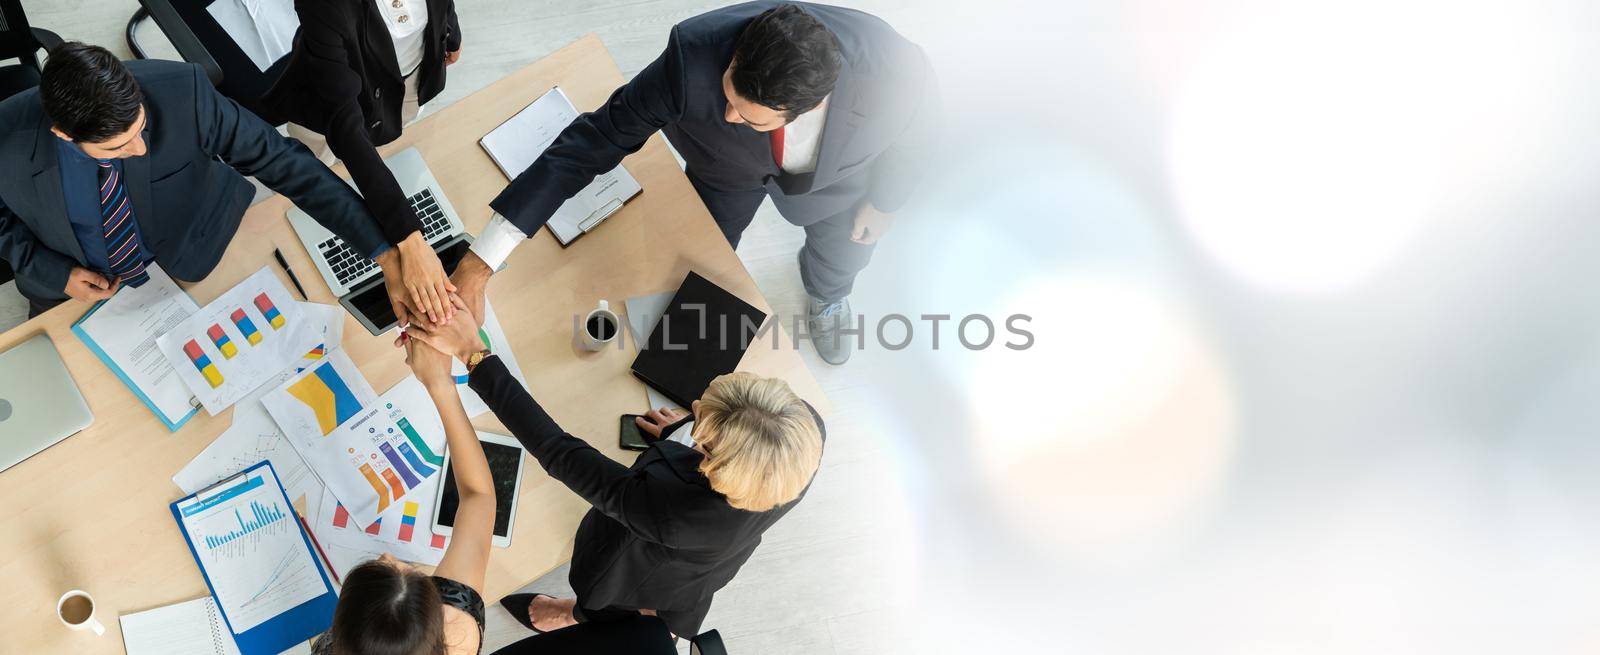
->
[287,147,468,297]
[0,334,93,473]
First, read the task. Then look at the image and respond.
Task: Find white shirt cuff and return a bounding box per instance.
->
[470,213,526,270]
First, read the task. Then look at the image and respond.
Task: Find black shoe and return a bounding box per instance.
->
[498,593,556,634]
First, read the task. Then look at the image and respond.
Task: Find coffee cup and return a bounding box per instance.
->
[579,300,621,351]
[57,590,105,636]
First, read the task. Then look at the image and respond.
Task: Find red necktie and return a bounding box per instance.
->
[770,125,785,169]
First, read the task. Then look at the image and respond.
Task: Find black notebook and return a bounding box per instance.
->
[631,272,769,408]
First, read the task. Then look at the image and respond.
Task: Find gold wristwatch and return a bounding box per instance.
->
[465,349,492,372]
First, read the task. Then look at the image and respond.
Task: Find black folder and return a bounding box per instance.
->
[630,271,769,408]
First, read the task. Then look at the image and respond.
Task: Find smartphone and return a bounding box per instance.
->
[620,414,649,451]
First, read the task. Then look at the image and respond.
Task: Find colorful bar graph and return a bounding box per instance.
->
[332,503,350,529]
[398,418,444,466]
[397,442,436,477]
[398,502,419,542]
[206,324,237,359]
[365,518,382,535]
[201,500,286,549]
[431,533,446,549]
[380,467,405,501]
[359,463,391,512]
[378,442,422,489]
[254,293,286,329]
[305,345,326,359]
[182,339,224,388]
[231,309,262,345]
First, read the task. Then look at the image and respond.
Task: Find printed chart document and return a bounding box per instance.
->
[479,87,643,245]
[73,264,201,430]
[171,462,336,655]
[156,268,322,414]
[281,375,447,528]
[315,473,450,580]
[174,302,352,510]
[450,301,528,417]
[119,596,240,655]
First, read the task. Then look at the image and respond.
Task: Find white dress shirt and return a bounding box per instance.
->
[468,100,831,270]
[778,98,828,174]
[376,0,429,75]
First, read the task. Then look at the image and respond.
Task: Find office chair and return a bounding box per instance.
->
[0,0,62,286]
[128,0,289,122]
[489,616,729,654]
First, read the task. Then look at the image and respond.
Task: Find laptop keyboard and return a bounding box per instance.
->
[318,188,452,286]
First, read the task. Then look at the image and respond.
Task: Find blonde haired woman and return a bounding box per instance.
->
[406,298,824,641]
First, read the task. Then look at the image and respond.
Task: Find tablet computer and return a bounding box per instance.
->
[432,430,526,548]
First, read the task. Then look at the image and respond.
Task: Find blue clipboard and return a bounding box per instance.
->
[73,298,199,431]
[170,461,338,655]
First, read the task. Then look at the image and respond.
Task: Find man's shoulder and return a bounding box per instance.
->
[125,59,204,93]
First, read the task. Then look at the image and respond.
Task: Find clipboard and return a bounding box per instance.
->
[73,301,199,432]
[170,461,338,655]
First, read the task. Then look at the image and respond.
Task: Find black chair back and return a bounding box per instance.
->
[0,0,41,69]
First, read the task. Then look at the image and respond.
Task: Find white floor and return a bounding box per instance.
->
[13,1,920,652]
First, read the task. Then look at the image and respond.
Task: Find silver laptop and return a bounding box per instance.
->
[287,147,468,296]
[0,334,93,473]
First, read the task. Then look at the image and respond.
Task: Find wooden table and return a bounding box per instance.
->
[0,34,827,653]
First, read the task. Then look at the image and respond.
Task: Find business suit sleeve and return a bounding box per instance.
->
[444,0,462,52]
[867,50,940,214]
[467,357,683,546]
[290,2,424,246]
[488,27,691,234]
[188,64,388,258]
[0,196,74,296]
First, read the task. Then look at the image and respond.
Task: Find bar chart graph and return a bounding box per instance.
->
[201,501,288,551]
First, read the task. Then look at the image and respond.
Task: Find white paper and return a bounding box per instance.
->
[206,0,300,72]
[450,301,528,417]
[261,349,378,442]
[624,292,684,412]
[173,303,349,505]
[118,596,240,655]
[480,87,642,244]
[76,265,200,426]
[283,376,447,528]
[313,474,449,580]
[173,466,326,633]
[156,268,322,414]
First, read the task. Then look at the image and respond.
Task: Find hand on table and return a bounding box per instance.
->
[397,231,456,325]
[401,295,483,362]
[64,267,118,302]
[635,407,690,440]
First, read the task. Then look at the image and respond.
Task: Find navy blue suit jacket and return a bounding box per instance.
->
[0,59,385,302]
[490,0,938,233]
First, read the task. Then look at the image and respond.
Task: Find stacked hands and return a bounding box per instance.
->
[377,232,493,331]
[394,285,685,440]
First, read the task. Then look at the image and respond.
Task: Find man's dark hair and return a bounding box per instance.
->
[729,4,841,121]
[40,42,144,143]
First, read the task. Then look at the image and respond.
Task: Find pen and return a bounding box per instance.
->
[295,510,340,584]
[273,248,309,300]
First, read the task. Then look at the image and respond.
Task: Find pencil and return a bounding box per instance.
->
[296,511,340,584]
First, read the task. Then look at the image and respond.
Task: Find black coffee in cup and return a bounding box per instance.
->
[586,314,616,341]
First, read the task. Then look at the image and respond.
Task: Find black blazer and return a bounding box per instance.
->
[489,0,938,234]
[467,357,824,636]
[0,60,386,302]
[258,0,462,245]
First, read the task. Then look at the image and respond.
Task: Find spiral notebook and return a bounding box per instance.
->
[119,596,240,655]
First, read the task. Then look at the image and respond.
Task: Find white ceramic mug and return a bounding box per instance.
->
[57,590,105,636]
[579,300,621,351]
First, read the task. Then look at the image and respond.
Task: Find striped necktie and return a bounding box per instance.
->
[97,159,149,287]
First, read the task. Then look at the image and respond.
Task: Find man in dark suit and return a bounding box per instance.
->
[0,42,402,316]
[452,1,938,365]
